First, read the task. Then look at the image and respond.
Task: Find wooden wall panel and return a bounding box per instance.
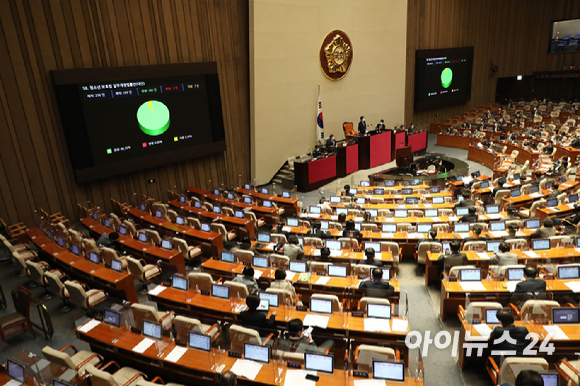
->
[0,0,250,226]
[405,0,580,127]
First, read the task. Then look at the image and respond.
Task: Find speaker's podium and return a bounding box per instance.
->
[396,146,413,167]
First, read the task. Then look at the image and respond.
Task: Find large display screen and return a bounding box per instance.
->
[52,63,226,183]
[549,19,580,54]
[414,47,474,111]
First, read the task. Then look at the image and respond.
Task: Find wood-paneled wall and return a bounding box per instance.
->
[405,0,580,127]
[0,0,249,226]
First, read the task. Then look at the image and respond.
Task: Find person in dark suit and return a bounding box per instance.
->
[363,248,383,268]
[489,308,531,364]
[454,191,476,209]
[436,159,447,173]
[570,135,580,149]
[376,119,386,131]
[97,231,119,248]
[416,229,439,251]
[358,116,366,135]
[531,171,543,187]
[306,221,330,239]
[459,207,478,223]
[546,184,561,200]
[462,224,488,244]
[312,145,322,158]
[438,241,467,275]
[220,371,237,386]
[407,123,415,134]
[239,295,276,337]
[325,134,336,148]
[514,266,547,293]
[359,268,394,298]
[530,218,556,239]
[515,371,544,386]
[342,219,356,237]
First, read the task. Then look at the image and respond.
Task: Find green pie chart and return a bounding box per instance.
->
[136,100,170,136]
[441,67,453,88]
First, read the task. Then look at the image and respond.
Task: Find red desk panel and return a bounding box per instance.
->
[346,144,359,174]
[370,132,392,168]
[395,132,406,150]
[308,155,337,184]
[408,131,428,153]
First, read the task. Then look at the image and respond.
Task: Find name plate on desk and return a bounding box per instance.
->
[352,312,364,317]
[175,340,187,347]
[358,275,367,280]
[353,371,369,378]
[449,277,457,282]
[200,290,210,296]
[131,327,142,334]
[316,272,326,276]
[296,306,308,312]
[228,351,242,358]
[287,362,302,369]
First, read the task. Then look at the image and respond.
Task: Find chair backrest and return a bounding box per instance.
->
[304,237,323,247]
[172,237,189,259]
[310,293,341,312]
[505,238,527,250]
[229,325,262,352]
[42,346,76,369]
[144,229,162,245]
[126,256,146,281]
[84,364,116,386]
[13,286,32,318]
[270,233,287,244]
[210,223,228,238]
[529,199,547,217]
[355,345,396,372]
[173,315,205,342]
[44,271,66,300]
[131,303,162,330]
[82,239,98,254]
[498,264,526,278]
[396,223,414,232]
[498,357,549,386]
[152,203,168,219]
[308,262,330,274]
[494,190,511,205]
[361,223,378,232]
[549,235,573,248]
[270,254,289,269]
[234,250,254,265]
[101,247,119,267]
[167,210,178,222]
[417,242,441,264]
[463,241,486,252]
[187,272,213,292]
[265,288,293,306]
[432,223,449,233]
[187,217,201,229]
[381,242,399,261]
[359,297,390,313]
[223,280,249,299]
[448,265,477,279]
[520,300,560,322]
[26,261,46,286]
[338,238,358,250]
[343,122,355,137]
[464,301,502,323]
[352,264,376,277]
[64,281,88,310]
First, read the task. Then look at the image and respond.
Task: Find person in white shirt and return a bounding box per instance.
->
[270,268,299,305]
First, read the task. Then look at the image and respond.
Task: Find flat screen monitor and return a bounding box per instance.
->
[262,200,272,208]
[432,197,444,204]
[143,320,162,340]
[93,212,99,221]
[454,223,470,233]
[244,184,251,190]
[252,256,269,269]
[188,332,211,352]
[57,237,65,248]
[309,206,321,214]
[89,252,100,264]
[211,284,230,299]
[372,360,405,382]
[547,198,558,207]
[532,239,551,251]
[511,189,521,198]
[485,309,500,325]
[161,239,173,251]
[530,185,539,193]
[442,242,450,252]
[417,224,432,233]
[552,307,580,324]
[110,259,123,273]
[325,240,342,250]
[473,171,481,178]
[7,358,25,384]
[394,209,408,218]
[244,343,270,364]
[366,209,378,218]
[409,180,419,186]
[71,244,81,256]
[357,197,366,205]
[540,373,559,386]
[406,197,418,205]
[526,219,541,229]
[213,189,220,196]
[365,242,381,253]
[176,216,185,225]
[330,196,341,203]
[154,210,163,219]
[320,220,329,230]
[507,268,525,281]
[456,207,469,216]
[310,298,333,314]
[243,197,252,204]
[282,191,291,198]
[138,232,148,242]
[180,195,187,203]
[570,193,579,203]
[550,19,580,54]
[305,353,334,374]
[514,173,521,181]
[103,218,111,228]
[401,188,413,195]
[430,186,440,193]
[118,225,127,235]
[367,303,391,319]
[349,188,358,195]
[360,181,370,187]
[286,218,299,227]
[459,268,481,281]
[490,222,506,231]
[227,193,235,200]
[234,210,245,219]
[257,233,271,243]
[354,223,361,231]
[221,251,235,263]
[457,175,464,181]
[201,223,211,232]
[382,224,397,233]
[458,196,464,202]
[289,261,307,273]
[259,291,279,308]
[486,205,499,214]
[486,241,501,253]
[104,308,121,328]
[194,200,202,208]
[577,237,580,248]
[481,181,489,189]
[212,206,221,214]
[328,265,347,278]
[172,275,188,290]
[139,203,147,212]
[373,188,385,195]
[46,229,53,240]
[559,265,580,279]
[385,180,395,187]
[425,209,438,217]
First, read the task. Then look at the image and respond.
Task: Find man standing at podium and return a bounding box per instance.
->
[376,119,386,132]
[358,116,366,135]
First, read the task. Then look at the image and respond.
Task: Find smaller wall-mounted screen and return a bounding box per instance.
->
[549,19,580,54]
[414,47,474,112]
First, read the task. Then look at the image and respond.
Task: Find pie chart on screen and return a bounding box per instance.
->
[137,100,170,136]
[441,68,453,88]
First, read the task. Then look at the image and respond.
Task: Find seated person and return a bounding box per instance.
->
[97,231,119,248]
[283,234,304,260]
[277,319,333,353]
[318,247,331,261]
[514,266,546,293]
[416,229,439,251]
[438,241,467,275]
[359,268,394,297]
[503,223,522,240]
[343,185,354,197]
[306,221,330,239]
[490,242,518,266]
[220,371,237,386]
[312,145,322,158]
[454,191,475,208]
[530,218,556,239]
[531,171,543,186]
[319,198,332,213]
[337,212,347,224]
[239,295,276,337]
[459,207,478,223]
[362,248,383,268]
[342,219,356,237]
[505,206,523,220]
[513,370,544,386]
[463,224,487,243]
[493,178,507,197]
[270,268,297,303]
[325,134,336,148]
[547,183,561,200]
[232,265,260,295]
[234,236,258,254]
[489,308,531,364]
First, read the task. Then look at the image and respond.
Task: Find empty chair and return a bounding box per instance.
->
[415,242,441,265]
[229,325,266,352]
[310,294,342,313]
[359,297,390,313]
[352,264,376,277]
[85,363,146,386]
[361,223,378,232]
[494,190,511,206]
[166,210,178,222]
[270,233,287,244]
[130,303,175,331]
[519,199,546,218]
[549,235,573,248]
[173,315,218,342]
[143,229,162,245]
[68,229,83,244]
[438,209,453,217]
[338,238,358,250]
[101,247,128,269]
[519,300,559,322]
[265,288,297,306]
[44,271,72,312]
[172,238,202,269]
[187,272,217,293]
[432,223,449,233]
[42,345,102,372]
[0,286,36,346]
[460,301,502,323]
[82,238,98,254]
[64,281,107,312]
[211,223,237,241]
[370,197,384,204]
[505,238,527,250]
[152,203,168,219]
[303,237,323,247]
[381,242,399,262]
[234,250,254,265]
[186,217,201,230]
[354,345,397,372]
[222,207,235,217]
[26,261,60,299]
[244,211,265,228]
[509,150,519,162]
[448,265,477,279]
[396,223,414,232]
[308,262,330,274]
[126,256,161,293]
[223,281,249,299]
[270,254,289,269]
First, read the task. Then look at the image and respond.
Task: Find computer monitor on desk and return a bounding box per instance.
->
[540,373,559,386]
[490,222,506,231]
[360,181,370,187]
[366,209,378,218]
[430,186,440,193]
[309,206,321,214]
[481,181,489,189]
[530,185,539,193]
[305,353,334,374]
[211,284,230,299]
[456,208,469,216]
[425,209,438,217]
[310,298,333,314]
[401,188,413,195]
[511,189,521,198]
[336,208,348,216]
[328,264,347,278]
[507,268,524,281]
[180,195,187,203]
[320,220,329,230]
[330,196,341,203]
[394,209,407,218]
[253,256,269,269]
[406,197,418,205]
[454,223,470,233]
[161,239,173,251]
[532,239,550,251]
[486,205,499,214]
[189,332,211,352]
[289,261,307,273]
[326,240,341,250]
[485,309,500,325]
[194,200,202,208]
[143,321,162,340]
[486,241,500,253]
[282,191,291,198]
[367,303,391,319]
[382,224,397,233]
[558,266,580,280]
[373,188,384,195]
[104,309,121,328]
[570,194,579,203]
[257,233,270,243]
[432,197,444,204]
[552,307,580,324]
[526,219,541,229]
[459,268,481,281]
[221,251,235,263]
[365,242,381,253]
[417,224,432,233]
[372,360,405,382]
[172,275,188,290]
[259,292,279,307]
[547,198,558,207]
[7,358,25,384]
[357,197,366,205]
[286,218,299,227]
[385,180,395,187]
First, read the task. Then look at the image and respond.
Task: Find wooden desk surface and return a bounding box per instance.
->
[298,212,512,224]
[537,202,577,219]
[328,203,455,210]
[27,228,138,303]
[235,187,299,212]
[188,187,283,217]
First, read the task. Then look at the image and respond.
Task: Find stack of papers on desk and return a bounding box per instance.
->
[448,216,459,222]
[312,249,321,256]
[524,251,539,258]
[303,314,330,329]
[165,346,187,362]
[486,214,504,220]
[472,324,493,337]
[489,231,509,237]
[506,281,518,292]
[230,359,263,380]
[285,272,297,281]
[476,252,491,260]
[148,285,167,296]
[282,226,292,232]
[565,281,580,293]
[283,370,318,386]
[78,319,101,333]
[4,380,23,386]
[381,233,394,238]
[132,338,155,353]
[391,319,408,332]
[354,380,386,386]
[458,233,471,239]
[430,217,441,222]
[263,243,275,251]
[459,281,486,291]
[315,277,331,285]
[364,318,391,332]
[529,192,543,198]
[330,249,343,257]
[543,325,569,340]
[407,233,424,239]
[330,215,338,221]
[254,270,264,279]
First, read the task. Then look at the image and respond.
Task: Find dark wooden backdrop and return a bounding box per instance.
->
[405,0,580,126]
[0,0,249,225]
